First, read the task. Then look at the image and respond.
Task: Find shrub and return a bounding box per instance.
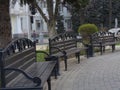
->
[78,23,98,44]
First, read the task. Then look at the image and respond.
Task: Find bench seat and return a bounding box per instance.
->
[51,47,87,57]
[6,61,56,88]
[65,47,87,55]
[51,52,64,58]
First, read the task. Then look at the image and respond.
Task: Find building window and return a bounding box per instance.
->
[43,1,46,8]
[11,0,17,8]
[36,20,41,30]
[21,17,23,30]
[66,19,72,30]
[58,4,63,12]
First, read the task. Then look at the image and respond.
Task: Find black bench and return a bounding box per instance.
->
[0,38,57,90]
[49,32,88,71]
[90,31,116,55]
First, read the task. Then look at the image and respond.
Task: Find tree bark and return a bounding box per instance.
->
[47,20,57,38]
[0,1,12,48]
[80,9,85,24]
[109,0,112,29]
[34,0,59,37]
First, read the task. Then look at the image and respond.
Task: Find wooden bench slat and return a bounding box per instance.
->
[6,52,35,68]
[6,57,35,83]
[6,61,56,88]
[5,47,35,66]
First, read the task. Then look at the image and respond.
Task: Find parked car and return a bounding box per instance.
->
[108,28,120,37]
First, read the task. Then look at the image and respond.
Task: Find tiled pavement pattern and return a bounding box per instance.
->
[47,50,120,90]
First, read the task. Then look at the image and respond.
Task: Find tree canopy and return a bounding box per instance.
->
[86,0,120,29]
[64,0,90,33]
[68,0,120,33]
[63,0,89,8]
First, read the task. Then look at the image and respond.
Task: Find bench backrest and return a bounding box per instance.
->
[0,38,36,87]
[49,32,77,55]
[90,31,115,45]
[116,30,120,42]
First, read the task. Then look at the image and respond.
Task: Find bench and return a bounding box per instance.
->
[0,38,57,90]
[90,31,116,55]
[49,32,88,71]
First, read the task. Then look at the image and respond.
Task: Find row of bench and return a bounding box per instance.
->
[0,32,89,90]
[49,31,120,68]
[0,31,120,90]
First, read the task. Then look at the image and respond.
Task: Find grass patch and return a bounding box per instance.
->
[116,43,120,46]
[36,50,49,62]
[80,50,86,55]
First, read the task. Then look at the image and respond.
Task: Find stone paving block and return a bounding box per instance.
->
[50,49,120,90]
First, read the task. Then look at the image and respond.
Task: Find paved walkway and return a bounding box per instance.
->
[49,49,120,90]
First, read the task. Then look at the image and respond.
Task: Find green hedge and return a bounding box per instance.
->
[78,23,98,44]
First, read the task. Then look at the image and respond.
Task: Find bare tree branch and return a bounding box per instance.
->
[33,0,49,23]
[46,0,54,21]
[54,0,60,21]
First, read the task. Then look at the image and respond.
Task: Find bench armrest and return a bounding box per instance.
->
[51,46,66,55]
[90,38,102,45]
[4,68,41,86]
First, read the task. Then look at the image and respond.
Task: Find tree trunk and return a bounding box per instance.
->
[0,1,12,48]
[47,20,57,38]
[80,9,85,24]
[109,0,112,29]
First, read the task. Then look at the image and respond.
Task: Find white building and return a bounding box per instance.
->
[10,0,72,43]
[59,3,72,31]
[10,0,31,39]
